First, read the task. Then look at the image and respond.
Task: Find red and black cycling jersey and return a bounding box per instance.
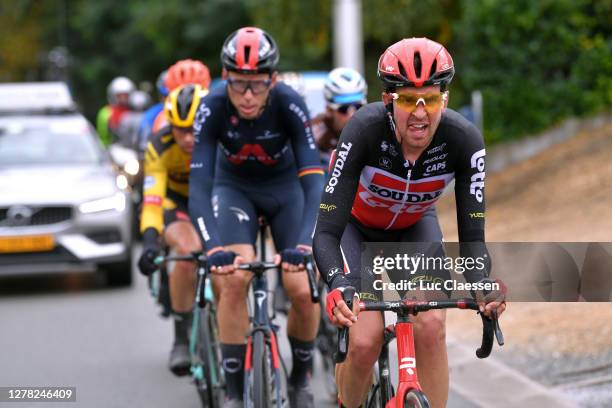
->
[189,82,324,250]
[313,102,488,288]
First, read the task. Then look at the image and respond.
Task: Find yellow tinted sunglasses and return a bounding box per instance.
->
[391,91,446,113]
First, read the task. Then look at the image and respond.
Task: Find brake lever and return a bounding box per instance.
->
[491,310,505,346]
[304,254,320,303]
[335,286,356,363]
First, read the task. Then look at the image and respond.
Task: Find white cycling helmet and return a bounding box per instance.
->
[129,90,151,112]
[107,76,135,104]
[324,67,367,105]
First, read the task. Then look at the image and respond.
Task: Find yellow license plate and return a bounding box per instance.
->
[0,235,55,253]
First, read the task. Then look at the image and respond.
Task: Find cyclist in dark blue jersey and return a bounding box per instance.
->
[189,27,324,408]
[313,38,506,408]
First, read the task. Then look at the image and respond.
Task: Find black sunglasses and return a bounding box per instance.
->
[227,78,272,95]
[329,103,363,114]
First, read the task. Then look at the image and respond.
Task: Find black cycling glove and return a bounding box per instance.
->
[138,228,161,276]
[208,250,237,269]
[280,247,309,267]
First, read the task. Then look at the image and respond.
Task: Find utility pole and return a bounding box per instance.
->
[333,0,364,74]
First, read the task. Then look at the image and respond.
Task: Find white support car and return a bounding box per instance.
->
[0,83,133,286]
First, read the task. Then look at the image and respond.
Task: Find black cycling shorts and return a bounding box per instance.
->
[339,207,451,300]
[212,177,304,252]
[163,192,190,227]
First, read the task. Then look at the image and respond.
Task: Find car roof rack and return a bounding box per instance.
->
[0,82,78,115]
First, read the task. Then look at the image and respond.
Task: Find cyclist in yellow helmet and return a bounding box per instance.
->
[137,84,209,375]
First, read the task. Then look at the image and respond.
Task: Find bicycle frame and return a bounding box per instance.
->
[242,218,285,408]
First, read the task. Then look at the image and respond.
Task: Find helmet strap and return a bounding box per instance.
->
[385,104,398,139]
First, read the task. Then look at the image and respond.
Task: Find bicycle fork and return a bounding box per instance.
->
[387,314,424,408]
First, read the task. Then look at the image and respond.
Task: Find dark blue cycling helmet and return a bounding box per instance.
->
[156,70,169,97]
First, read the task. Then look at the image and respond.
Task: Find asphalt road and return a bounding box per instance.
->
[0,247,474,408]
[0,249,339,408]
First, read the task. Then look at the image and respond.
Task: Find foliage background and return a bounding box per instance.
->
[0,0,610,143]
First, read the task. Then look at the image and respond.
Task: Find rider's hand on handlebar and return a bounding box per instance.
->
[275,245,311,273]
[138,247,160,276]
[326,287,359,328]
[475,278,507,318]
[481,300,506,318]
[208,249,238,275]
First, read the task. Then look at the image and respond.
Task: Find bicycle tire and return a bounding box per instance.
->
[404,390,430,408]
[365,363,388,408]
[366,383,381,408]
[252,331,271,408]
[196,308,224,408]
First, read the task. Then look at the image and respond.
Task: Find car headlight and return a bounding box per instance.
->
[116,174,129,190]
[124,158,140,176]
[79,192,126,214]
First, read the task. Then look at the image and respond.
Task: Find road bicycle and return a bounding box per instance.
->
[154,252,225,408]
[241,217,319,408]
[336,287,504,408]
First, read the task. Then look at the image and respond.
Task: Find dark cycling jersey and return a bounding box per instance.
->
[311,113,340,153]
[313,102,488,289]
[189,82,324,251]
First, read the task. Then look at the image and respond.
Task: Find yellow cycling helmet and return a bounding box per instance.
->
[164,84,208,128]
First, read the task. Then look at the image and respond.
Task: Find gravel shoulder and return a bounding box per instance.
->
[439,121,612,407]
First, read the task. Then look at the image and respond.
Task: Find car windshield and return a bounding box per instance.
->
[0,124,101,165]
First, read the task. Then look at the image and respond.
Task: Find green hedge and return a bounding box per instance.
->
[456,0,611,143]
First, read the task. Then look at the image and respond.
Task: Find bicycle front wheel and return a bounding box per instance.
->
[404,390,430,408]
[252,331,272,408]
[196,307,224,408]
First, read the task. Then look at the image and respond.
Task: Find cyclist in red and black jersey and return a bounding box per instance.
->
[313,38,506,408]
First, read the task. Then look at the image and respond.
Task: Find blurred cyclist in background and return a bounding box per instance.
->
[138,70,169,155]
[116,90,152,149]
[96,76,136,147]
[312,67,367,168]
[137,84,209,376]
[151,59,212,133]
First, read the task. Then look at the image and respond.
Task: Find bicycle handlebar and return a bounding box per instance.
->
[153,252,209,308]
[155,252,320,305]
[154,252,207,266]
[335,294,504,363]
[236,261,278,273]
[238,253,320,304]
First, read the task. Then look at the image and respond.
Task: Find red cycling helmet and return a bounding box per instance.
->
[377,37,454,91]
[221,27,279,74]
[164,59,211,92]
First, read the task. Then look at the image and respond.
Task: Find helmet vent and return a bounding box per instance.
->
[413,52,422,78]
[397,60,408,81]
[430,59,437,78]
[244,46,251,65]
[177,88,191,119]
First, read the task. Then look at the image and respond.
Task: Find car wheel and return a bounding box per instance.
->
[102,254,133,287]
